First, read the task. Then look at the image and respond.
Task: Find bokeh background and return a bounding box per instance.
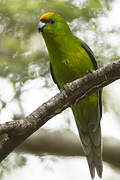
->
[0,0,120,179]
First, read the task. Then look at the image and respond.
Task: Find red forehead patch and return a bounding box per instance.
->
[40,18,55,24]
[40,18,50,23]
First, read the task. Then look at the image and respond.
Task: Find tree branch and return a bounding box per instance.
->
[0,60,120,162]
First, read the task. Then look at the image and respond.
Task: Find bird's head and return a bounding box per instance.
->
[38,12,71,38]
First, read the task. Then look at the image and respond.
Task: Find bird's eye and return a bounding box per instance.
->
[51,20,55,24]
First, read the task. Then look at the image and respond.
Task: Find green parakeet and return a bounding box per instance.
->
[38,12,102,179]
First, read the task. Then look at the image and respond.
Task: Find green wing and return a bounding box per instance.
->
[50,63,60,89]
[81,42,102,119]
[50,43,102,119]
[81,43,98,70]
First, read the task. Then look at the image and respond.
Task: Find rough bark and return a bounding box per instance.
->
[0,60,120,162]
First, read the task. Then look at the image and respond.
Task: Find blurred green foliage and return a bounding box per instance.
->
[0,0,115,83]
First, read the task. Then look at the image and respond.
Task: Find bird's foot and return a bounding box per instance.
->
[72,95,87,106]
[62,83,77,107]
[86,69,94,74]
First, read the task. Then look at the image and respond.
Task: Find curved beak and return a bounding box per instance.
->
[38,21,46,32]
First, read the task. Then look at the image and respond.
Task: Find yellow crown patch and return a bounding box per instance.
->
[40,12,55,20]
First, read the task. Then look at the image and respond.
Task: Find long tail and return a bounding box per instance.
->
[72,108,103,179]
[80,123,102,179]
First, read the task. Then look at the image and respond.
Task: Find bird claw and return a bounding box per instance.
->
[86,69,94,74]
[71,96,82,106]
[72,98,79,105]
[62,83,78,106]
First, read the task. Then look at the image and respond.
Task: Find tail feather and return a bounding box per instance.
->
[72,106,103,179]
[72,92,103,179]
[79,124,103,179]
[87,157,95,179]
